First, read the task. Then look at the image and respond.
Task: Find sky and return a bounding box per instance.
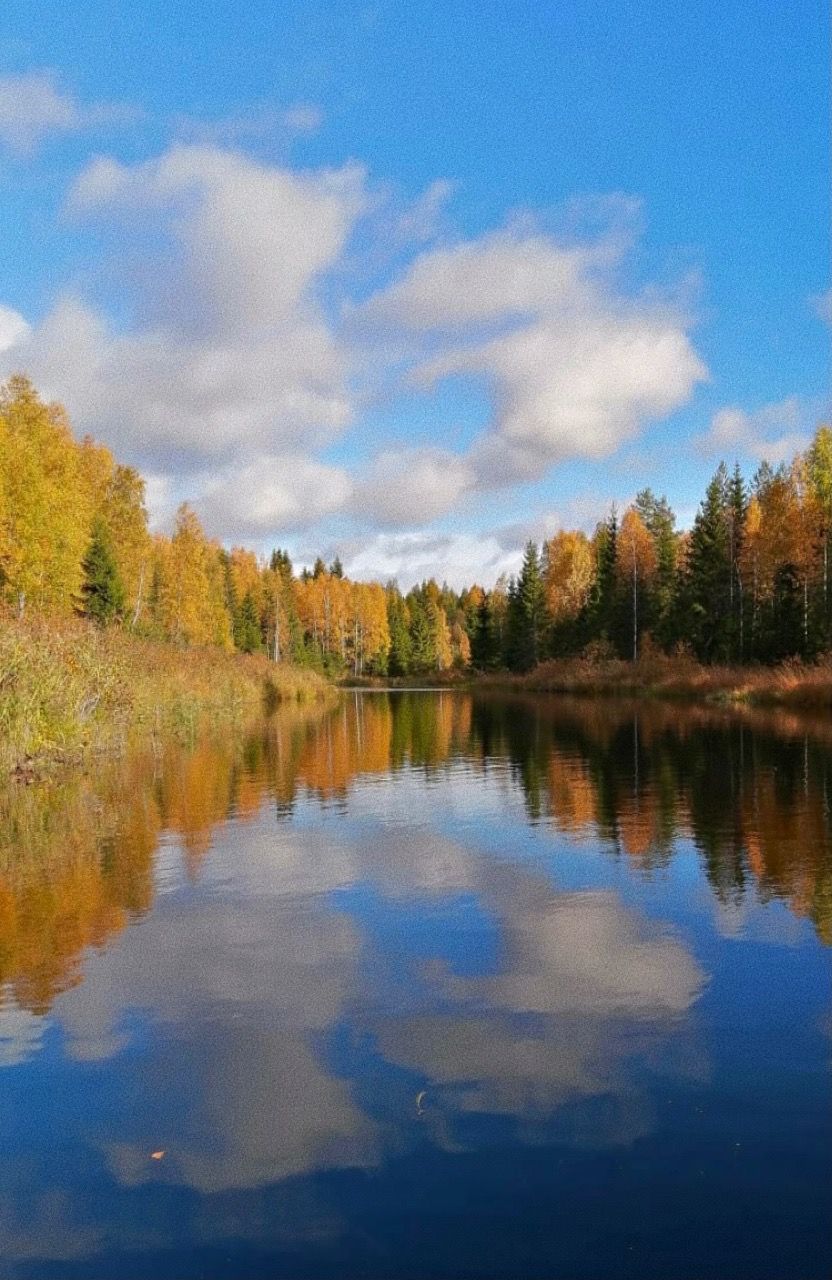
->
[0,0,828,587]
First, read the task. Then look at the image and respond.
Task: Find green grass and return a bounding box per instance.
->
[0,609,331,773]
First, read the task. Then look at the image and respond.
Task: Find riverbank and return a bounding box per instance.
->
[343,655,832,708]
[0,610,330,775]
[484,654,832,708]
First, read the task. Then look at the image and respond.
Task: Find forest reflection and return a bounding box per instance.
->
[1,691,829,1019]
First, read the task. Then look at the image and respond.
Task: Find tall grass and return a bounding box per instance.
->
[0,609,331,773]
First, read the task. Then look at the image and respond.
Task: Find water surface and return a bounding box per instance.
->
[0,692,829,1278]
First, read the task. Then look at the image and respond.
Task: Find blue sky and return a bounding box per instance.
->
[0,0,828,586]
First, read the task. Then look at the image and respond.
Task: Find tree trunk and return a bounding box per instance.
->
[632,555,638,662]
[131,560,146,629]
[803,577,809,655]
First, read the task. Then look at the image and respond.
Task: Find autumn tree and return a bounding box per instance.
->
[617,508,657,660]
[805,425,832,644]
[544,530,593,654]
[0,377,92,614]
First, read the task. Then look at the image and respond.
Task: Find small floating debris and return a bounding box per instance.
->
[150,1150,166,1160]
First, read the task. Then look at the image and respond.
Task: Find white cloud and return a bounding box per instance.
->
[0,70,135,155]
[697,395,811,463]
[0,156,708,563]
[0,304,29,352]
[0,146,368,536]
[353,447,475,527]
[343,528,522,590]
[362,224,706,484]
[69,145,366,337]
[200,454,353,539]
[393,178,456,244]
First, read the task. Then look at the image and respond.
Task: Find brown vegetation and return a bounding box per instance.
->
[0,609,330,774]
[485,650,832,709]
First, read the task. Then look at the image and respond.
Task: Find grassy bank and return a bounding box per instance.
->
[483,653,832,708]
[338,671,471,689]
[0,610,331,774]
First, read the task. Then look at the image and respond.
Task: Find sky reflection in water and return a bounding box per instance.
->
[0,692,829,1279]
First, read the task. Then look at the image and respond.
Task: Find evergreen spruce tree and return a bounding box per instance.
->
[505,543,546,671]
[634,489,678,649]
[387,588,412,675]
[682,464,732,662]
[235,590,262,653]
[470,595,498,670]
[80,517,125,625]
[726,464,748,659]
[408,594,435,673]
[589,509,619,650]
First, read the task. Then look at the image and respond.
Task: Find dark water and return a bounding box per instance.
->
[0,691,829,1279]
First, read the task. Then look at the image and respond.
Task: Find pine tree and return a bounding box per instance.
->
[80,516,126,625]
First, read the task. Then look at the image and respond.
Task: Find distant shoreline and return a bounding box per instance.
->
[341,658,832,709]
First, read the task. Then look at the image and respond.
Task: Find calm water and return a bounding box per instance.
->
[0,691,829,1279]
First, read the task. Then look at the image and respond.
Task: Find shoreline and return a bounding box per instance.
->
[341,657,832,709]
[6,613,832,778]
[1,611,331,777]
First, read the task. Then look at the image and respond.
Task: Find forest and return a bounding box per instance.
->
[2,373,832,676]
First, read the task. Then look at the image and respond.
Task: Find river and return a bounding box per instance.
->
[0,691,829,1278]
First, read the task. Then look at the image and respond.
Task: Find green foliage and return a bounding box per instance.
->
[470,596,500,670]
[682,465,732,662]
[234,591,263,654]
[80,517,126,625]
[387,589,412,675]
[505,543,547,671]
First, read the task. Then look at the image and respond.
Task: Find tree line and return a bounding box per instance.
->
[2,375,831,672]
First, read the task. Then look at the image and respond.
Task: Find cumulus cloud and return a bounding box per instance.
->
[352,447,475,527]
[0,304,29,352]
[0,70,135,154]
[342,528,522,590]
[0,144,369,537]
[362,224,706,484]
[0,150,708,559]
[393,178,456,244]
[69,145,366,338]
[200,454,353,538]
[697,395,811,463]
